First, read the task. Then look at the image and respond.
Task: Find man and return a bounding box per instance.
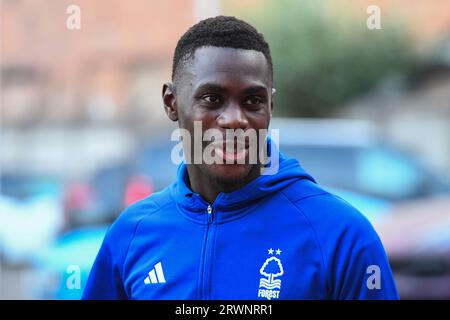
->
[83,16,399,300]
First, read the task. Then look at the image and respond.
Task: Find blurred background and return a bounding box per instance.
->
[1,0,450,299]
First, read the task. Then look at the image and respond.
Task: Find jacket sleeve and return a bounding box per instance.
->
[335,239,399,300]
[296,193,399,300]
[81,228,128,300]
[82,198,159,300]
[323,197,400,300]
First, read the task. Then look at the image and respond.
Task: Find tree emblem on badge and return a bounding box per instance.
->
[259,256,284,290]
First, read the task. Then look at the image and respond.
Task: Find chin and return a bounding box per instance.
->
[206,163,254,185]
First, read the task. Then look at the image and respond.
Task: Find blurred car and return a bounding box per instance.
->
[28,225,108,300]
[374,197,450,299]
[0,175,64,265]
[323,187,393,223]
[87,162,131,224]
[132,139,178,191]
[77,138,177,227]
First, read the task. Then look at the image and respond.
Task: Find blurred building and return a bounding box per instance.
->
[355,0,450,42]
[1,0,220,129]
[343,34,450,176]
[1,0,219,179]
[226,0,450,40]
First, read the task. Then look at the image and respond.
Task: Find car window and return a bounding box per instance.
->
[356,147,423,200]
[134,143,178,190]
[281,144,442,201]
[281,145,358,190]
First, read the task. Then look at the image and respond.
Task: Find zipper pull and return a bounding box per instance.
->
[207,204,213,223]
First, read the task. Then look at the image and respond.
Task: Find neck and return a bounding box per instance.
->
[186,165,261,203]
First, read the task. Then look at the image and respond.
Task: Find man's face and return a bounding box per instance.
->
[165,46,273,184]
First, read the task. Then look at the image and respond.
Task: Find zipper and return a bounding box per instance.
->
[207,204,213,222]
[199,203,214,299]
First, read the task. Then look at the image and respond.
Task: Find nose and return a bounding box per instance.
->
[217,102,249,130]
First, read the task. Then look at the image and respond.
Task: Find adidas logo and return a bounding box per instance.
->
[144,261,166,284]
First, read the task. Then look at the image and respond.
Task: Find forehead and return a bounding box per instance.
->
[185,46,271,88]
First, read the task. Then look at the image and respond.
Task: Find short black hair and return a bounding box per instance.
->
[172,15,272,82]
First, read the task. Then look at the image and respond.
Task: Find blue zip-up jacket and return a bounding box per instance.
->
[82,151,399,300]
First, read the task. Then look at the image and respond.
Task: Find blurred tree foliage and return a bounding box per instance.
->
[225,0,416,117]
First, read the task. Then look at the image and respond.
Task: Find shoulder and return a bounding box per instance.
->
[280,180,398,299]
[281,179,381,246]
[103,187,173,252]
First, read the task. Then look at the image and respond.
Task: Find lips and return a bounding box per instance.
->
[209,140,249,163]
[214,145,249,163]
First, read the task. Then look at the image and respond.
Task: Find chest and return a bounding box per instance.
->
[123,212,326,300]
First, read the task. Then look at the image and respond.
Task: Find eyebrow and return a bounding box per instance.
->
[242,85,268,95]
[194,83,228,94]
[194,83,269,95]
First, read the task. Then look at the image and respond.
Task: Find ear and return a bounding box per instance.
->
[270,88,276,117]
[162,82,178,121]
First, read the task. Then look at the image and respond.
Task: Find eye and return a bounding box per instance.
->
[201,94,221,104]
[244,96,264,106]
